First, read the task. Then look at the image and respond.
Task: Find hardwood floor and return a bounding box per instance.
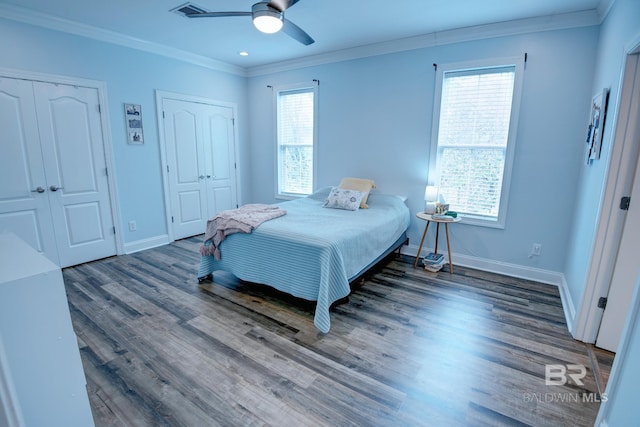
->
[62,236,613,427]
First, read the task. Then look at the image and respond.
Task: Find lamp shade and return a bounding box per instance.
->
[424,185,438,214]
[424,185,438,202]
[252,3,283,33]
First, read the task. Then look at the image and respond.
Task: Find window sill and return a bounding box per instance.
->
[275,193,309,201]
[457,214,505,229]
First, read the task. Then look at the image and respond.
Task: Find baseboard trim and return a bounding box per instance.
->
[402,244,579,330]
[558,274,576,333]
[123,235,170,254]
[402,244,563,286]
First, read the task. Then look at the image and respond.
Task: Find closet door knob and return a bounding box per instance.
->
[199,175,205,180]
[49,185,63,192]
[31,186,46,193]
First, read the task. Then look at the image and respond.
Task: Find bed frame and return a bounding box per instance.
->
[197,232,408,287]
[348,232,408,285]
[196,189,410,332]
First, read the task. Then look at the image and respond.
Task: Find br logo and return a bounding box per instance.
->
[545,364,586,386]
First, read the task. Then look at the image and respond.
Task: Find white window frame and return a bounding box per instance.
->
[428,56,525,228]
[273,81,319,199]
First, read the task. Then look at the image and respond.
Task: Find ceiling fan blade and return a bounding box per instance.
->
[282,18,314,45]
[268,0,301,13]
[185,11,251,18]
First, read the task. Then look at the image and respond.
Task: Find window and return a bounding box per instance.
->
[275,83,318,198]
[429,57,524,227]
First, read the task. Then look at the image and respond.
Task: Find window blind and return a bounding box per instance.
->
[277,87,314,196]
[436,66,516,220]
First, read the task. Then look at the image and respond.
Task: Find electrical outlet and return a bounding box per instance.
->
[129,220,137,232]
[532,243,542,256]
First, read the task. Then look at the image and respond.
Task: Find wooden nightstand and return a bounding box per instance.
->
[413,212,461,273]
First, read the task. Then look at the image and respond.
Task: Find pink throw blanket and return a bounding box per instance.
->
[199,204,286,260]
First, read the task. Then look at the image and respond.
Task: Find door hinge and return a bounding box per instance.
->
[112,226,116,234]
[162,110,165,119]
[597,297,608,309]
[105,167,109,177]
[98,104,101,113]
[620,196,631,211]
[171,216,174,223]
[166,165,170,173]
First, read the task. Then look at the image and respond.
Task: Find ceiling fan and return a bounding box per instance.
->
[181,0,314,45]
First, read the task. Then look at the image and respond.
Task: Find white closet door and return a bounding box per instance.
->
[0,77,58,263]
[162,97,238,240]
[203,105,238,217]
[33,82,116,267]
[163,98,209,239]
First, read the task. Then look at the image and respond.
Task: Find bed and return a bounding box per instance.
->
[197,186,410,333]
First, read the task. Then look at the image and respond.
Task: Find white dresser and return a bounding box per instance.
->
[0,233,94,427]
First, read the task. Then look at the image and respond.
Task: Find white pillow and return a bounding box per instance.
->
[323,187,366,211]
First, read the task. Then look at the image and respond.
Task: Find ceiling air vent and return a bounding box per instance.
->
[171,2,209,17]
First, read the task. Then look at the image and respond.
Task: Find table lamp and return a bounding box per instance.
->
[424,185,438,214]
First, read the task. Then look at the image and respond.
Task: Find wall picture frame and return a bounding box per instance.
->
[585,88,609,164]
[124,103,144,145]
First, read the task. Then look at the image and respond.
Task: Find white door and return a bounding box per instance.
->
[163,99,208,239]
[162,97,237,240]
[595,54,640,352]
[0,77,116,267]
[33,82,116,267]
[596,149,640,352]
[0,77,58,262]
[202,105,238,217]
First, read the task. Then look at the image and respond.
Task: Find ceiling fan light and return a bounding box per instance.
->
[252,3,283,34]
[253,14,283,33]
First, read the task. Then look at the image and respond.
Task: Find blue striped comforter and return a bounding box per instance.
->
[198,187,410,333]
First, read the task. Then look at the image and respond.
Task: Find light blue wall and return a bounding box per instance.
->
[566,0,640,421]
[565,0,640,317]
[3,6,639,420]
[0,5,631,288]
[0,18,249,246]
[248,27,599,272]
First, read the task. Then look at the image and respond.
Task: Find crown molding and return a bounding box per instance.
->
[597,0,616,20]
[1,3,603,79]
[247,9,601,77]
[0,3,247,77]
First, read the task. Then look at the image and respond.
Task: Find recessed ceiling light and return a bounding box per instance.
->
[239,51,249,56]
